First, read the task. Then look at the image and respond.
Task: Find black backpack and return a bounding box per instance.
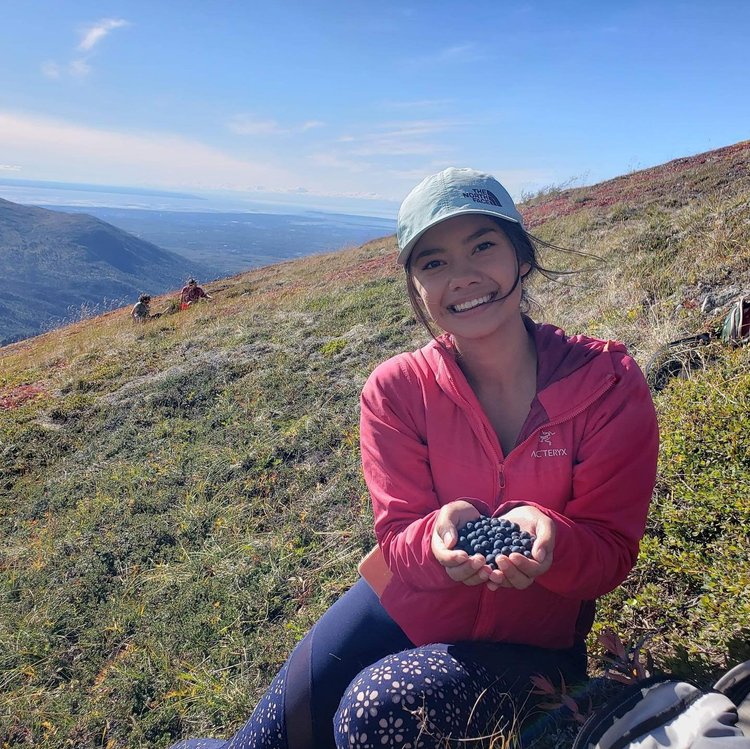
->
[572,659,750,748]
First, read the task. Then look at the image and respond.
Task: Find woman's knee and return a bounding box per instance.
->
[333,647,504,748]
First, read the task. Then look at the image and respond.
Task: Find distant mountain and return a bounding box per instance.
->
[0,198,209,345]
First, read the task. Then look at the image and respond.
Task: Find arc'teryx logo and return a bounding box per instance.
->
[462,188,503,207]
[532,429,568,458]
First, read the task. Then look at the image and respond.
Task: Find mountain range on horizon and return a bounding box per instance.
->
[0,198,210,346]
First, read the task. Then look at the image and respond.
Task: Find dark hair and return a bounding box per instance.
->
[139,294,151,303]
[404,217,588,338]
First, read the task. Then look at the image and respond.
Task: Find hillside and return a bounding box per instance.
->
[0,199,210,345]
[1,142,749,748]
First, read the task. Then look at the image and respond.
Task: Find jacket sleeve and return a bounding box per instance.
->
[505,354,659,600]
[360,358,459,590]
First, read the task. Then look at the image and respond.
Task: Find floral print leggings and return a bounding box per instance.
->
[170,579,586,749]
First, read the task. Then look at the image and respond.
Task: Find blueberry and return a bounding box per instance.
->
[455,515,537,563]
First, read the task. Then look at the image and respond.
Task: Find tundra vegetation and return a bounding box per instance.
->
[1,142,749,748]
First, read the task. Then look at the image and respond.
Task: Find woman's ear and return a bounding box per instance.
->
[520,261,532,279]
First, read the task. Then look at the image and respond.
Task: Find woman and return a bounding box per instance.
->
[171,168,658,749]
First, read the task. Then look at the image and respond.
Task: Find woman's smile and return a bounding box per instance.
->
[449,292,497,313]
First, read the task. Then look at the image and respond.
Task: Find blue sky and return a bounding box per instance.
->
[1,1,749,217]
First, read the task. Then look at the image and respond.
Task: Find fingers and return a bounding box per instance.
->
[530,514,555,569]
[432,500,481,566]
[495,554,534,589]
[437,524,456,550]
[445,555,491,586]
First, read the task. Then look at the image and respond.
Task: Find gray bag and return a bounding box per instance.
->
[572,660,750,749]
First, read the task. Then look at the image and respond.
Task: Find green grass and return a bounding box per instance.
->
[2,147,750,747]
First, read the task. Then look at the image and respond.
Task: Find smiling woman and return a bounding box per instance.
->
[171,168,659,749]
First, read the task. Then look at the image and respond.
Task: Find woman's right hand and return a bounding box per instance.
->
[431,499,490,586]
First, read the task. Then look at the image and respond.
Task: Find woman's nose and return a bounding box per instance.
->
[448,259,482,289]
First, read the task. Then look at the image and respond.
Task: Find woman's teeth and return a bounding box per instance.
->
[452,293,494,312]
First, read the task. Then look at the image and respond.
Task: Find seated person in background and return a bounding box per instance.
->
[131,294,153,322]
[180,278,212,310]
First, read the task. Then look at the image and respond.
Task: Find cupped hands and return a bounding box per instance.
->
[431,500,555,591]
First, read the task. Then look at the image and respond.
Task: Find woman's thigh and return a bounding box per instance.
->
[306,579,414,749]
[334,640,587,749]
[216,578,412,749]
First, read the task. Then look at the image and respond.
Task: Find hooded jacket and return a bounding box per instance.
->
[359,320,659,650]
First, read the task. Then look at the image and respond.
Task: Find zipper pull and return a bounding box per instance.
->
[498,463,506,499]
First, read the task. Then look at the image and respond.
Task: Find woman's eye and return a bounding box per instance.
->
[474,241,494,253]
[421,259,443,270]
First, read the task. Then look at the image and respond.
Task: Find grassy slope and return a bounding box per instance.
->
[1,143,749,748]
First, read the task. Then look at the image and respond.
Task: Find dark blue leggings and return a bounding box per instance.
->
[170,579,586,749]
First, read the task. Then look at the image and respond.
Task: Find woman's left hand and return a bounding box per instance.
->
[485,505,556,591]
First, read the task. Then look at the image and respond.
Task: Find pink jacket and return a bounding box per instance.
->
[359,320,659,650]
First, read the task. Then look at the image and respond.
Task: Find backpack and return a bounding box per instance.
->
[720,297,750,345]
[572,659,750,749]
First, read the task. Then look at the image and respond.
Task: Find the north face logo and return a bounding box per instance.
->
[462,188,503,207]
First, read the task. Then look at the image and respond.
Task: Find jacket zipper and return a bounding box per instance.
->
[472,373,618,640]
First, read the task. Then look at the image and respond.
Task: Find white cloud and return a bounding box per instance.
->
[228,115,325,136]
[308,152,372,173]
[0,111,300,192]
[0,164,22,172]
[69,59,92,78]
[407,42,488,66]
[0,111,530,206]
[336,119,463,157]
[78,18,129,52]
[41,61,61,79]
[42,18,129,81]
[228,116,282,136]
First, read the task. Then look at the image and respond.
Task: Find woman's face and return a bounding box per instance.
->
[409,214,528,340]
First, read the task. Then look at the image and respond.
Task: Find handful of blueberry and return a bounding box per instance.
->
[455,516,535,569]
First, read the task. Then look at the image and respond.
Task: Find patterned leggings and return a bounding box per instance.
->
[170,580,586,749]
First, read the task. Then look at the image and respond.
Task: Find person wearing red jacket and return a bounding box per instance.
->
[179,278,212,310]
[170,168,658,749]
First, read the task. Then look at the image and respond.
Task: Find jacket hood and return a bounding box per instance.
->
[529,318,626,389]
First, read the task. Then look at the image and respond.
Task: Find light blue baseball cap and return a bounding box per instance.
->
[396,167,524,266]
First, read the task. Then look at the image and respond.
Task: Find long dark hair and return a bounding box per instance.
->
[404,217,589,338]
